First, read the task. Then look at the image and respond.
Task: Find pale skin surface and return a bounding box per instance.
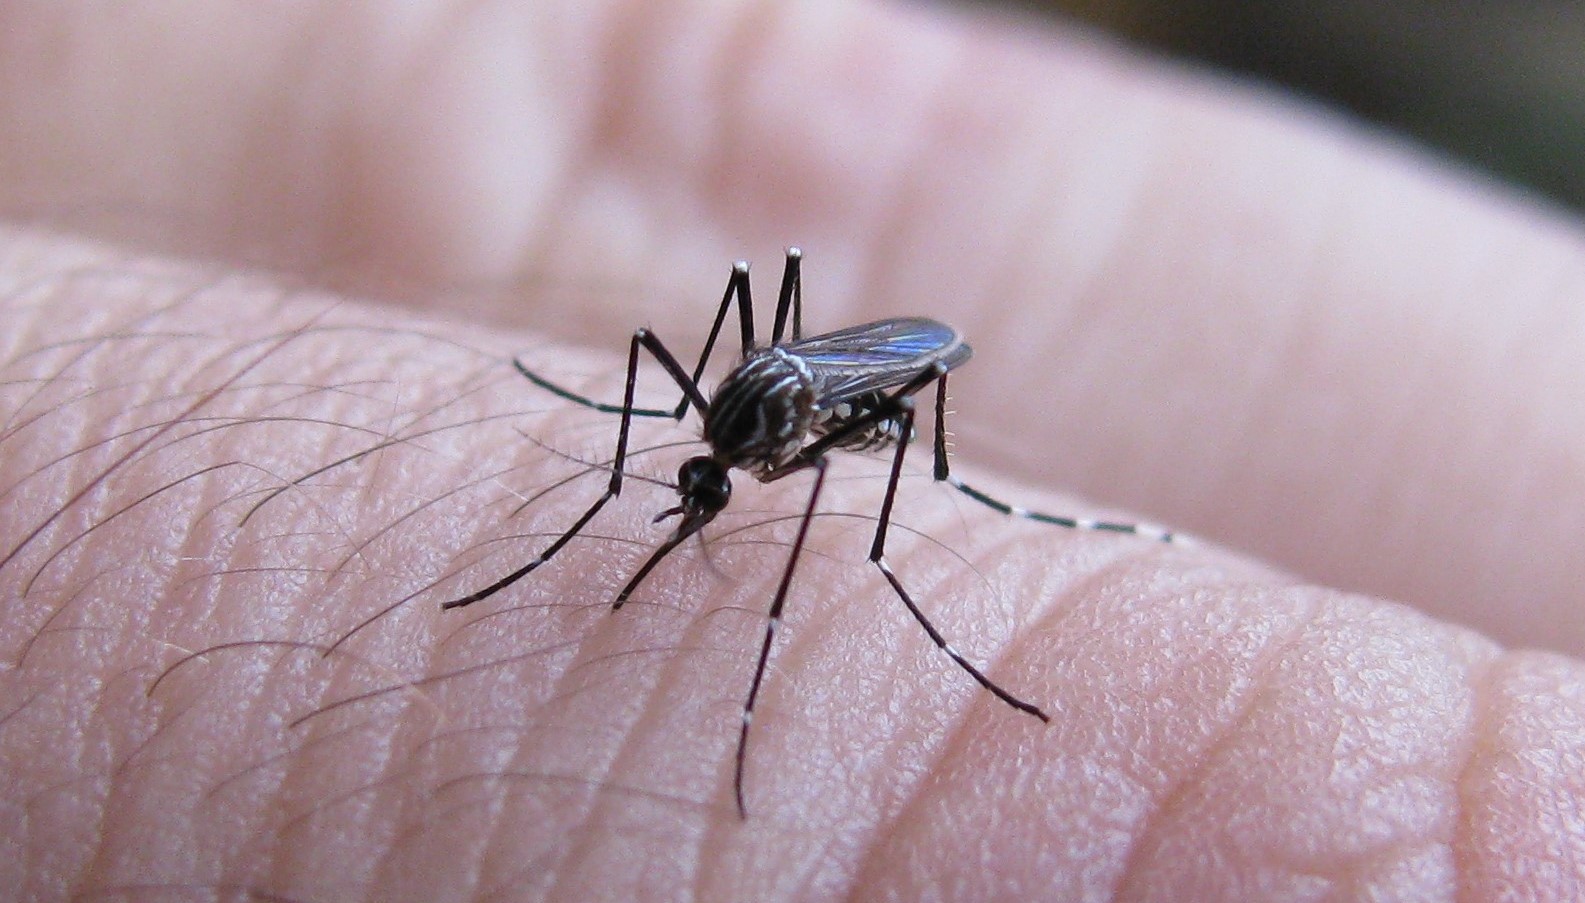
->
[1,1,1583,901]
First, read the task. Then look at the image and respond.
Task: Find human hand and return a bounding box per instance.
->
[2,2,1580,900]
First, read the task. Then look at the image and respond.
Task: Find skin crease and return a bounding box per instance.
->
[0,1,1583,901]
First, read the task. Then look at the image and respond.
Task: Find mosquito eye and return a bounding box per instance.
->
[676,458,709,489]
[699,475,730,510]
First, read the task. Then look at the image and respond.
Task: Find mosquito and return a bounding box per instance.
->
[442,248,1178,817]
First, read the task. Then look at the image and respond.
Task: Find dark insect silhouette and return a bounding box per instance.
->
[444,248,1177,816]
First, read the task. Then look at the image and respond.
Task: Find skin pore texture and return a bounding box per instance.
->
[1,2,1583,901]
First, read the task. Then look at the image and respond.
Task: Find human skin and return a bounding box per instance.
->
[1,2,1583,901]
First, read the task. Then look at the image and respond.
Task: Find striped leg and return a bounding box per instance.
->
[513,259,759,423]
[735,456,828,818]
[730,375,1057,817]
[869,396,1050,722]
[930,373,1180,543]
[734,361,1048,816]
[443,328,710,610]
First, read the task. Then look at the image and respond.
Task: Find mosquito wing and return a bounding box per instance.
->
[782,317,972,403]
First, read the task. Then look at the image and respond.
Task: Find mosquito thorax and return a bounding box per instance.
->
[703,347,817,475]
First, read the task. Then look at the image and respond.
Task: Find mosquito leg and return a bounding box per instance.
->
[931,371,952,481]
[440,494,614,609]
[612,504,718,609]
[444,328,706,609]
[930,373,1179,543]
[634,328,712,412]
[611,532,691,610]
[674,259,758,420]
[511,357,673,418]
[511,260,752,422]
[870,398,1050,722]
[770,247,803,342]
[735,455,828,818]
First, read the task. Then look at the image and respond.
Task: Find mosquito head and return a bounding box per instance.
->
[653,455,732,538]
[677,455,731,513]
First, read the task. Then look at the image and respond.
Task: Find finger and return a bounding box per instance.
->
[2,229,1578,900]
[3,2,1580,656]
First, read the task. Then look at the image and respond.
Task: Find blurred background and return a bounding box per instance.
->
[979,0,1585,213]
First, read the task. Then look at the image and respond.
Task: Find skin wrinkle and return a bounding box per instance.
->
[1454,653,1585,899]
[356,646,504,893]
[272,725,396,830]
[2,313,194,453]
[570,0,665,213]
[316,428,561,650]
[10,290,352,900]
[1077,573,1248,887]
[1132,600,1351,897]
[401,728,580,849]
[143,308,469,893]
[318,626,679,889]
[837,13,957,298]
[765,483,1014,788]
[325,458,524,591]
[846,539,1157,899]
[238,405,513,531]
[66,685,126,903]
[238,359,504,509]
[18,299,131,880]
[17,563,139,674]
[1264,615,1477,888]
[25,461,245,598]
[446,573,635,885]
[1417,640,1491,895]
[6,404,250,523]
[183,667,303,882]
[0,268,138,370]
[542,634,677,888]
[1452,650,1506,903]
[433,421,712,887]
[544,578,726,897]
[276,736,416,837]
[269,695,385,891]
[479,650,703,888]
[867,522,1065,801]
[690,481,1039,898]
[758,516,985,822]
[881,567,1470,893]
[2,340,204,447]
[1108,582,1325,900]
[273,385,525,899]
[1,310,328,574]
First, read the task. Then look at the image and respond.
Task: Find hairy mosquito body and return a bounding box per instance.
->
[443,248,1177,817]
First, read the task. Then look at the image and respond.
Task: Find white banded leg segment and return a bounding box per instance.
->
[872,557,1049,722]
[735,618,773,757]
[446,327,715,610]
[944,475,1180,544]
[735,460,828,818]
